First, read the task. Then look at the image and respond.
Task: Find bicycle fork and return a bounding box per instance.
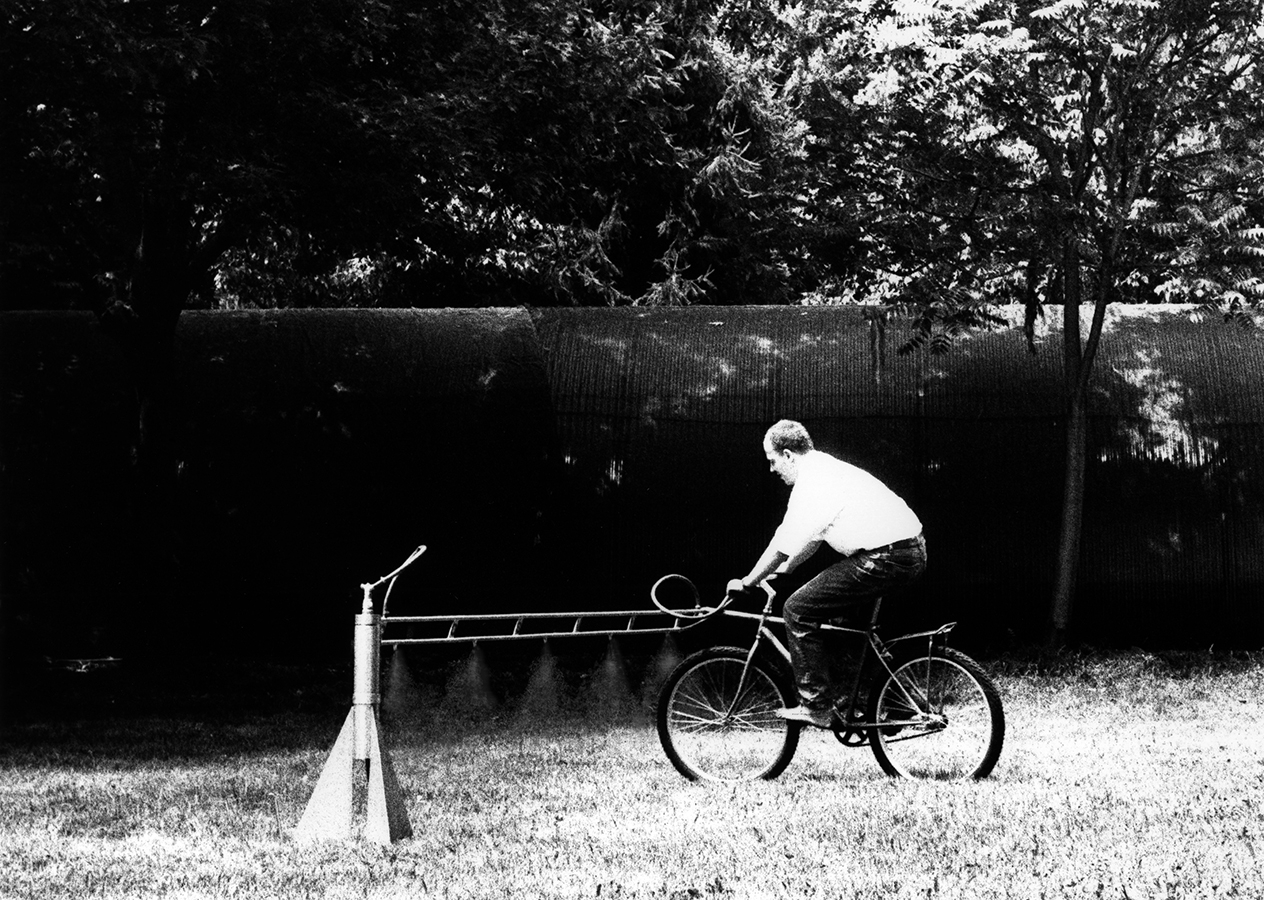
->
[725,597,793,721]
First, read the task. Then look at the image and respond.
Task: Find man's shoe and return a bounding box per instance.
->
[775,706,834,728]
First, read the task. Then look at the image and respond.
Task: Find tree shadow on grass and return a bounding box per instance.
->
[2,654,352,766]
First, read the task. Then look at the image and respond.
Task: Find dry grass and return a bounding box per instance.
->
[2,649,1263,899]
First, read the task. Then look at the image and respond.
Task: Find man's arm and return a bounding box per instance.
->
[727,544,790,596]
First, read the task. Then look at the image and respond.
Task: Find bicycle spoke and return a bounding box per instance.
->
[659,650,798,782]
[868,650,1004,781]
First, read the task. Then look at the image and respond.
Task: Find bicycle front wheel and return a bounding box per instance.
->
[657,646,800,782]
[867,647,1004,781]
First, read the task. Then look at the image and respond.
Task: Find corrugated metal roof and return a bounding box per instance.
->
[535,305,1264,427]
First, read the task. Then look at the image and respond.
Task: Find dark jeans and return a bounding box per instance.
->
[773,535,927,711]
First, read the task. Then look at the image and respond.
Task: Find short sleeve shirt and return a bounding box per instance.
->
[771,451,922,558]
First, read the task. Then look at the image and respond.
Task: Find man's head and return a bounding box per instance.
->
[762,419,813,485]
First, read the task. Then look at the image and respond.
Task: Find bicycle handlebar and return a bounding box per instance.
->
[649,573,774,621]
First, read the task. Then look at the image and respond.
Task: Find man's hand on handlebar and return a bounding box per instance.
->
[726,578,756,598]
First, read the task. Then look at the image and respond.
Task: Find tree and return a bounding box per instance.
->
[979,0,1264,643]
[2,0,818,631]
[4,0,449,616]
[3,0,811,314]
[773,0,1264,642]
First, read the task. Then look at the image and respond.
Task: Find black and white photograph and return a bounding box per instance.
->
[3,1,1263,896]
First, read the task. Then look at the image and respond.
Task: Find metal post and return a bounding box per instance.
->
[294,587,412,844]
[352,605,380,762]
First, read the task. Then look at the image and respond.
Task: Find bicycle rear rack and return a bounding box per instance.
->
[381,609,685,646]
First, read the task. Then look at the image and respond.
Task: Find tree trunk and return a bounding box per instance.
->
[96,189,191,657]
[1048,237,1084,648]
[1048,237,1112,648]
[1049,388,1087,647]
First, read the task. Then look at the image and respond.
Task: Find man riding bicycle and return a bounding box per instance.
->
[726,420,927,728]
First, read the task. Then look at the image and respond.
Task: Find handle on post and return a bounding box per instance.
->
[359,544,427,617]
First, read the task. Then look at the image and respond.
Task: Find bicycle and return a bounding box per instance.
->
[650,574,1005,783]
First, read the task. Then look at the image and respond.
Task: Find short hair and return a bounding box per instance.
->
[765,419,814,455]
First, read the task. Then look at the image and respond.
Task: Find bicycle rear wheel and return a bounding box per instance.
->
[867,647,1004,781]
[657,646,800,782]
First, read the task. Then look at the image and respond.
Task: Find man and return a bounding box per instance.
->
[726,420,926,727]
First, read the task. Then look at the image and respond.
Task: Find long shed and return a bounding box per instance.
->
[1,305,1260,656]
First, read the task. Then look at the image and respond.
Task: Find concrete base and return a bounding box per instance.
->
[294,708,413,844]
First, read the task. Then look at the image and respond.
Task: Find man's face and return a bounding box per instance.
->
[763,439,799,486]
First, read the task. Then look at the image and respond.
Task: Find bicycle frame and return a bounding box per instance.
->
[654,572,1004,782]
[718,582,958,738]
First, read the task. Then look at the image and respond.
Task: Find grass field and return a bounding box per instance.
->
[2,647,1263,899]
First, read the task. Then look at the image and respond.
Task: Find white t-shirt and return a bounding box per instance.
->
[771,450,922,559]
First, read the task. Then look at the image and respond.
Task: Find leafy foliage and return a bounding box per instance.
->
[4,0,1261,317]
[1,0,796,312]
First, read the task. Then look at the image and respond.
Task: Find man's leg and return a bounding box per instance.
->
[781,561,880,718]
[780,540,927,724]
